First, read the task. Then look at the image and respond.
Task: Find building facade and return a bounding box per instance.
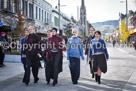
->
[127,11,136,45]
[52,8,71,35]
[0,0,52,33]
[33,0,52,33]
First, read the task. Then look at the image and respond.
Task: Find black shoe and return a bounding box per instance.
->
[47,80,50,84]
[95,74,98,82]
[22,80,25,83]
[73,81,78,84]
[53,82,56,86]
[97,76,101,84]
[56,80,58,84]
[34,78,39,83]
[92,73,94,78]
[24,81,29,86]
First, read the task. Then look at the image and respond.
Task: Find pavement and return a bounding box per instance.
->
[0,47,136,91]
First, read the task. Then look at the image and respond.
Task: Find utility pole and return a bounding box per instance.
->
[58,0,61,36]
[126,0,128,31]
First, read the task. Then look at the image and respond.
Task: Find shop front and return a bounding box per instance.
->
[128,29,136,46]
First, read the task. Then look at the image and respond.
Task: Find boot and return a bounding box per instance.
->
[97,76,101,84]
[95,74,98,82]
[92,73,94,78]
[34,78,39,83]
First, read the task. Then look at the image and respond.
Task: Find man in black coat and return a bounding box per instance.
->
[85,27,95,78]
[0,32,8,67]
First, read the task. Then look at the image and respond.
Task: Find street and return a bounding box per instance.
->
[0,47,136,91]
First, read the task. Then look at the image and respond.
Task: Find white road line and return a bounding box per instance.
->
[116,48,136,58]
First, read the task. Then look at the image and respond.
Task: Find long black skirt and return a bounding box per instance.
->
[92,54,107,73]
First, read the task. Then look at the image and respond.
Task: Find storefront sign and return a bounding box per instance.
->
[134,28,136,33]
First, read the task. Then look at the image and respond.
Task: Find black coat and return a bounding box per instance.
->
[85,35,95,55]
[23,33,41,67]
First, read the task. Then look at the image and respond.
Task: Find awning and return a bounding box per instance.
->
[0,25,11,32]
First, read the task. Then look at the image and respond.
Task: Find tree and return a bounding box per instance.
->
[64,22,74,38]
[12,0,33,38]
[119,19,129,43]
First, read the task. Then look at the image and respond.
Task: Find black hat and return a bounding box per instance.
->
[52,27,58,32]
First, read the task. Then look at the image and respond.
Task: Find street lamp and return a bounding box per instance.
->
[58,0,61,36]
[58,0,66,36]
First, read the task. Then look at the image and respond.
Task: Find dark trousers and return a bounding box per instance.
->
[23,56,39,83]
[22,58,27,71]
[22,58,27,82]
[45,60,54,82]
[0,47,5,65]
[69,57,80,83]
[52,52,60,83]
[45,52,60,83]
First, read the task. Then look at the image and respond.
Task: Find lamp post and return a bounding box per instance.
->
[58,0,61,36]
[58,0,66,36]
[126,0,128,31]
[120,0,128,31]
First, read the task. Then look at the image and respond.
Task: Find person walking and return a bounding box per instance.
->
[0,32,8,67]
[21,29,29,82]
[21,29,29,71]
[89,31,109,84]
[85,27,95,78]
[45,30,53,84]
[22,26,41,85]
[67,29,84,84]
[113,39,116,47]
[46,28,63,86]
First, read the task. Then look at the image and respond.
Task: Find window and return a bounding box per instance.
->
[24,1,27,17]
[47,13,48,23]
[29,3,33,19]
[7,0,12,12]
[54,17,59,27]
[22,0,25,14]
[36,7,38,19]
[42,10,43,21]
[45,11,46,22]
[50,14,51,24]
[14,3,18,13]
[39,8,41,20]
[0,0,4,9]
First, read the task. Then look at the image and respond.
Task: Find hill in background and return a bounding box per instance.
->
[91,20,119,38]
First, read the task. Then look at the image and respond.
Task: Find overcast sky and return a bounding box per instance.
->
[46,0,136,23]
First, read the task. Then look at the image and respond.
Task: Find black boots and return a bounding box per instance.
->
[95,74,98,82]
[97,76,101,84]
[34,78,39,83]
[95,74,101,84]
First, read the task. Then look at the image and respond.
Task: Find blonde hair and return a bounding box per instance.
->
[28,26,35,33]
[72,28,78,34]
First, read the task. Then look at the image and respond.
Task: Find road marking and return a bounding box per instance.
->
[116,48,136,58]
